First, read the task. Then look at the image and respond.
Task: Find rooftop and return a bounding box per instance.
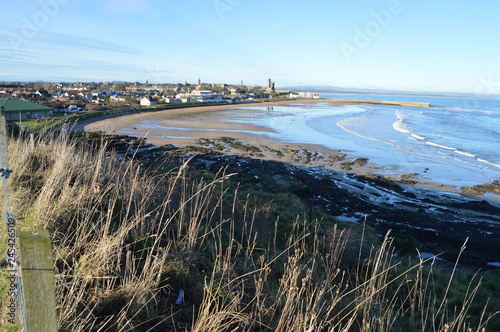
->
[0,98,54,113]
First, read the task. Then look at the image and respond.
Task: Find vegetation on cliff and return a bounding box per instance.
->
[0,130,499,331]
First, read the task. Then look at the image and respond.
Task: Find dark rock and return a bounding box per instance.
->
[80,133,500,269]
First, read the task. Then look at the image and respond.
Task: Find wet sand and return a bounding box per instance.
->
[79,100,464,195]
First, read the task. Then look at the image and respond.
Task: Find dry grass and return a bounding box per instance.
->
[0,130,498,331]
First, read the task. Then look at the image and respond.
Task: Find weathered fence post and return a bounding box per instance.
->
[18,229,58,332]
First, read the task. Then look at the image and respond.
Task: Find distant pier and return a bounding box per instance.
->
[327,98,431,108]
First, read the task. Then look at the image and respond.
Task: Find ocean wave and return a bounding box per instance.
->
[426,141,456,150]
[478,159,500,168]
[455,150,477,158]
[392,110,412,134]
[392,121,411,134]
[336,119,390,145]
[395,109,406,120]
[411,133,427,141]
[427,142,477,158]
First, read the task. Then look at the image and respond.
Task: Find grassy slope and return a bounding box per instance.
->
[0,131,499,331]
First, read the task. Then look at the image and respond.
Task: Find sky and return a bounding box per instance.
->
[1,0,500,94]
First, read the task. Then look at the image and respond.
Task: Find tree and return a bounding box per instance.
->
[114,83,129,92]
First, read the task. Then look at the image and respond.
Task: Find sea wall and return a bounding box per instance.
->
[327,98,431,108]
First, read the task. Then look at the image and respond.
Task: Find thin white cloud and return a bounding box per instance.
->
[40,32,148,55]
[0,25,148,55]
[1,56,151,82]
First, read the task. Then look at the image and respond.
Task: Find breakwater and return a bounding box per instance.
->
[327,98,431,108]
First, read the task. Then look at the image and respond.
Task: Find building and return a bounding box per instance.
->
[140,97,157,106]
[266,78,275,91]
[175,93,193,101]
[0,98,54,121]
[290,92,320,99]
[191,90,213,96]
[164,98,182,104]
[177,91,223,102]
[110,96,126,102]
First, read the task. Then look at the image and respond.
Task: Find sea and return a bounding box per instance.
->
[228,92,500,190]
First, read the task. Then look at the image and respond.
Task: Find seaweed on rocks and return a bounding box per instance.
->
[82,133,500,269]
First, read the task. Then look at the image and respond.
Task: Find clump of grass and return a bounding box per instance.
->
[0,130,498,331]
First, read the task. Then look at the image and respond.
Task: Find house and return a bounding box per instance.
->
[164,98,182,104]
[140,97,157,106]
[290,92,320,99]
[0,98,54,121]
[178,96,192,103]
[110,96,126,102]
[191,90,213,96]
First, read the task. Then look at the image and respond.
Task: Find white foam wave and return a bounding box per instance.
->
[427,142,477,158]
[411,133,427,141]
[393,110,412,134]
[426,141,455,150]
[393,121,411,134]
[478,159,500,168]
[455,150,477,158]
[337,120,375,141]
[337,118,395,147]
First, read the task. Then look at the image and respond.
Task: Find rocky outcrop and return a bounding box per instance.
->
[74,133,500,269]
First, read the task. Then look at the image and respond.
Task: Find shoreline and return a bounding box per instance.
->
[73,133,500,269]
[77,99,499,203]
[72,100,322,131]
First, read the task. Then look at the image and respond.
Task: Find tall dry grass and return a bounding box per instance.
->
[1,130,498,331]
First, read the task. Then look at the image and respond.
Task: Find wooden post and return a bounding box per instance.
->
[18,229,58,332]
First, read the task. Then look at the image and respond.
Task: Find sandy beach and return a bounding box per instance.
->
[78,100,470,195]
[80,100,321,141]
[82,100,350,160]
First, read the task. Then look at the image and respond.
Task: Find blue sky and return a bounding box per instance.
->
[1,0,499,94]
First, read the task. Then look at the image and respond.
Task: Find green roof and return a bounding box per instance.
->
[0,98,54,113]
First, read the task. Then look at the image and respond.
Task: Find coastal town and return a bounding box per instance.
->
[0,79,320,121]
